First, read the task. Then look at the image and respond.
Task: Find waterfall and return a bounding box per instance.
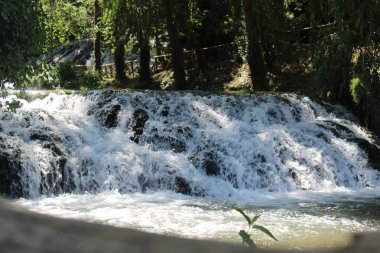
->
[1,90,379,199]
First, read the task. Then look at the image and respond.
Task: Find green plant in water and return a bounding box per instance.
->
[235,207,278,248]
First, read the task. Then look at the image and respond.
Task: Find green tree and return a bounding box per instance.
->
[310,0,380,135]
[0,0,44,82]
[40,0,93,50]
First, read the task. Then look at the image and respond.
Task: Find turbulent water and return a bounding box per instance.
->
[1,90,380,249]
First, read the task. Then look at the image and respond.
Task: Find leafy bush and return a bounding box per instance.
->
[235,207,278,248]
[20,61,60,89]
[78,69,103,89]
[56,62,103,90]
[57,62,80,89]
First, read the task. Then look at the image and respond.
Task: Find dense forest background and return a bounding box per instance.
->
[0,0,379,136]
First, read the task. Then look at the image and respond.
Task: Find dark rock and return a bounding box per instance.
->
[42,142,63,156]
[227,173,238,188]
[140,125,192,153]
[169,138,187,153]
[30,129,60,143]
[256,168,266,176]
[0,149,22,198]
[203,152,220,176]
[161,106,169,117]
[289,169,298,181]
[138,174,149,193]
[129,109,149,144]
[176,126,192,138]
[104,104,121,128]
[256,154,266,163]
[174,177,192,195]
[318,120,355,139]
[204,160,220,176]
[267,108,286,124]
[61,166,76,193]
[353,138,380,171]
[291,106,302,122]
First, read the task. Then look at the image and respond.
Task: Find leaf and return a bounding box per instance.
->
[238,230,256,248]
[252,225,278,241]
[235,207,252,226]
[239,230,250,241]
[251,214,261,224]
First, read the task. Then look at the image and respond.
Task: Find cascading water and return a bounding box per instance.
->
[1,90,380,249]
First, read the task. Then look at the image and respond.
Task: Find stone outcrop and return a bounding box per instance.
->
[129,108,149,144]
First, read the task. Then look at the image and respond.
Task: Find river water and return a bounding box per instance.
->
[0,90,379,250]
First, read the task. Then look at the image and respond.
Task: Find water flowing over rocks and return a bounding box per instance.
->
[0,90,380,198]
[129,108,149,143]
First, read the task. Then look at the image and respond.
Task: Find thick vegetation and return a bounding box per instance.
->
[0,0,379,136]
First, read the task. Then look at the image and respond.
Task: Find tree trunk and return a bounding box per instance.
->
[154,32,162,56]
[94,0,102,73]
[242,0,270,91]
[138,32,151,83]
[114,41,126,81]
[163,0,187,90]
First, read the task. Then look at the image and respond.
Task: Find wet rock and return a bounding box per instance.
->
[138,174,149,192]
[169,138,187,153]
[144,128,187,152]
[42,142,63,156]
[353,138,380,171]
[129,109,149,144]
[0,154,22,198]
[204,160,220,176]
[104,104,121,128]
[267,108,286,124]
[318,120,355,139]
[61,166,76,193]
[0,138,23,198]
[161,106,169,117]
[289,169,298,181]
[174,177,192,195]
[30,129,60,143]
[255,154,266,163]
[203,152,220,176]
[256,168,266,176]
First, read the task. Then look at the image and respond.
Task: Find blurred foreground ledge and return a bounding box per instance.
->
[0,199,379,253]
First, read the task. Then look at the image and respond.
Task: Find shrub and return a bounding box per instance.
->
[78,69,103,89]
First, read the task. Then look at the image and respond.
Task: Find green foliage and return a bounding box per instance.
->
[350,77,364,104]
[0,98,22,113]
[5,100,22,113]
[20,61,60,89]
[40,0,93,50]
[56,62,103,90]
[350,48,380,134]
[0,0,44,81]
[309,0,380,135]
[311,0,380,103]
[78,69,103,89]
[235,207,278,248]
